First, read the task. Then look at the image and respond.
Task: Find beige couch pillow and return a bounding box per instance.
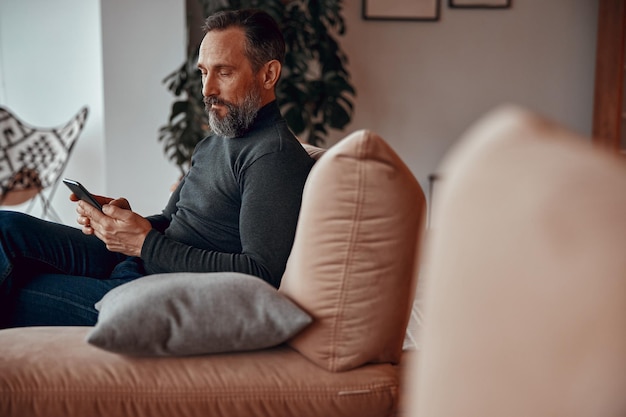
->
[280,129,426,372]
[407,105,626,417]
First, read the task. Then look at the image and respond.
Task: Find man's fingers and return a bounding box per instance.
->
[78,200,103,219]
[102,203,125,219]
[108,197,131,211]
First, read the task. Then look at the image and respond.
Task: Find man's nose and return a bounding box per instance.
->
[202,74,218,97]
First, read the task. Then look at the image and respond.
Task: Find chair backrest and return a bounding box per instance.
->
[0,106,89,205]
[406,105,626,417]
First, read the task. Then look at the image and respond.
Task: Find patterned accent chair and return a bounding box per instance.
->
[0,106,89,220]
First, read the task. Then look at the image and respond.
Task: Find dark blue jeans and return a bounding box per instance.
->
[0,211,144,328]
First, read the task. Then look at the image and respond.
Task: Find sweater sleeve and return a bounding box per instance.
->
[140,150,311,288]
[144,177,183,233]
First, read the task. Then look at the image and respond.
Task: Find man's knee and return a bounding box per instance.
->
[0,211,37,237]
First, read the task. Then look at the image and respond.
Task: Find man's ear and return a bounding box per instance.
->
[261,60,282,90]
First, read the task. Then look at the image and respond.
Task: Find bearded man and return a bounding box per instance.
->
[0,9,314,327]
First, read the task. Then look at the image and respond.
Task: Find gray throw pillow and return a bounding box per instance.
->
[86,272,312,356]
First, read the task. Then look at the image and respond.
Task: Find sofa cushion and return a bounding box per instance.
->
[87,272,312,356]
[0,326,401,417]
[406,105,626,416]
[301,143,327,160]
[280,129,426,372]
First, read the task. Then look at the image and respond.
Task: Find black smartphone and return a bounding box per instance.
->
[62,178,103,211]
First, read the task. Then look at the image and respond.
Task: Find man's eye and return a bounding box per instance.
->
[219,71,232,77]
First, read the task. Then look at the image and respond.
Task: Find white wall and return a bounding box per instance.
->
[100,0,182,216]
[0,0,106,225]
[0,0,183,225]
[330,0,598,192]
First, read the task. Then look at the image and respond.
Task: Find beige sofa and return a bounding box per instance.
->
[403,106,626,417]
[0,129,426,417]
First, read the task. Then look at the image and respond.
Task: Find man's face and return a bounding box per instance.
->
[197,27,263,138]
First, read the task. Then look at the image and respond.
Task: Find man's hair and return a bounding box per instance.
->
[203,9,286,73]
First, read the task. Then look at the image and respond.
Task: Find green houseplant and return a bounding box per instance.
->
[159,0,355,173]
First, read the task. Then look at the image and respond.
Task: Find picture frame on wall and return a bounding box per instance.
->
[449,0,511,8]
[363,0,441,21]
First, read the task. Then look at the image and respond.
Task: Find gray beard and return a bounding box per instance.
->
[206,90,262,138]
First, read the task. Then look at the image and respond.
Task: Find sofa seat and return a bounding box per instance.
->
[0,326,401,417]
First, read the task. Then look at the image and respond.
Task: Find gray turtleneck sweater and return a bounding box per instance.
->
[141,101,314,288]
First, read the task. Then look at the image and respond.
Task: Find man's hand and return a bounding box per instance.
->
[76,197,152,257]
[72,192,113,231]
